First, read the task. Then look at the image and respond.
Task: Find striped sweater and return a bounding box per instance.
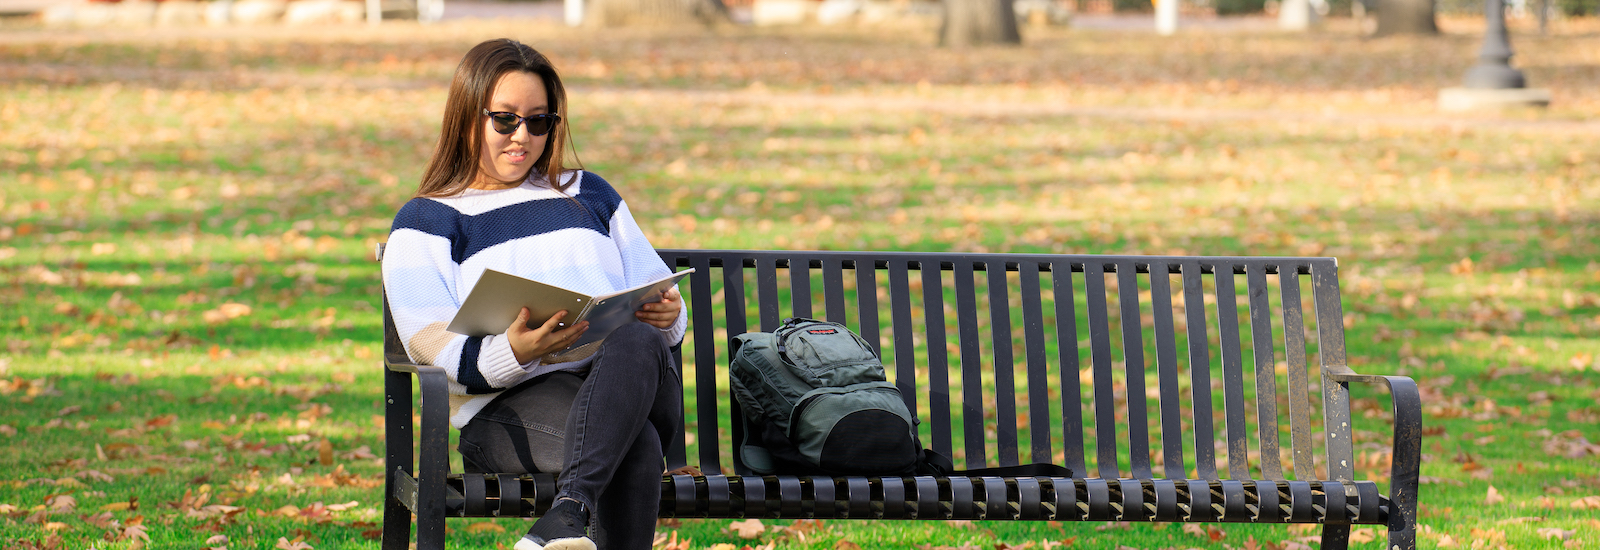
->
[382,170,687,428]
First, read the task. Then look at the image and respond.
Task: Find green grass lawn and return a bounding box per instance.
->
[2,16,1599,550]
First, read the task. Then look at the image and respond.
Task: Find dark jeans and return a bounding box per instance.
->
[458,322,682,550]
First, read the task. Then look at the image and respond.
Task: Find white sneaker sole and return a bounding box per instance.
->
[514,536,596,550]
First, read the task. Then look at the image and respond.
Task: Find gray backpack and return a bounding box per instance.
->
[729,318,924,475]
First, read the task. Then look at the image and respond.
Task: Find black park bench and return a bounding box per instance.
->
[378,248,1422,550]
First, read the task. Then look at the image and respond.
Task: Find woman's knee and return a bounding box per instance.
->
[609,321,668,352]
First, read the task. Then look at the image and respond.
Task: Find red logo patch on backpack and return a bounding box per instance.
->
[806,328,838,335]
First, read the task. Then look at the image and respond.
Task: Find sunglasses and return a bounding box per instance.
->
[483,109,561,136]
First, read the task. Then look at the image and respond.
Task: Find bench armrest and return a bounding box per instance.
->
[1324,366,1421,544]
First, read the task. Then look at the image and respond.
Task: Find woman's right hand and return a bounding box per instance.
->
[508,308,589,364]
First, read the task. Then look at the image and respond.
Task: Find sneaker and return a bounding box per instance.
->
[514,499,594,550]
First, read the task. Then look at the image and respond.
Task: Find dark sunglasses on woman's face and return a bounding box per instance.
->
[483,109,561,136]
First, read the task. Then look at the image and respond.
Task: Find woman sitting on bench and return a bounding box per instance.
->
[381,38,686,550]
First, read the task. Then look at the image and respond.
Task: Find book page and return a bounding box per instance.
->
[567,269,695,349]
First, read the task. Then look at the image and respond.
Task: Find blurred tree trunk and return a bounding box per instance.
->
[941,0,1021,47]
[585,0,730,26]
[1373,0,1438,35]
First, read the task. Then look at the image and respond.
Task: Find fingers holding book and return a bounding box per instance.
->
[509,308,590,364]
[636,287,683,329]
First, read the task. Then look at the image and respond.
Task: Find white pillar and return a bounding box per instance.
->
[367,0,381,24]
[564,0,583,26]
[1155,0,1178,35]
[417,0,443,22]
[1279,0,1318,30]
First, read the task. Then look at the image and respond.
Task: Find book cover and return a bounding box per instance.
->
[447,268,695,350]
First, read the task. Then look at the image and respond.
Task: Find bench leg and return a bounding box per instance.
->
[381,467,412,550]
[383,369,416,550]
[1320,524,1349,550]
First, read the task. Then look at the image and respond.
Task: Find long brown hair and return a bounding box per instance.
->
[415,39,579,198]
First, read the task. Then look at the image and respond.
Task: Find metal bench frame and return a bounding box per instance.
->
[379,248,1420,550]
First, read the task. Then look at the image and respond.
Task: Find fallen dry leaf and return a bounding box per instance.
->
[1348,528,1376,543]
[276,536,314,550]
[1537,528,1576,541]
[461,522,505,534]
[729,518,765,539]
[1183,523,1226,542]
[1485,485,1505,505]
[1572,496,1600,510]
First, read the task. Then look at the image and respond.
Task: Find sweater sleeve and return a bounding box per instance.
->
[608,198,689,345]
[383,201,539,395]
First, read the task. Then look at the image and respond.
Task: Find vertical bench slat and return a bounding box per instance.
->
[722,255,751,475]
[1116,261,1153,479]
[889,259,919,415]
[1279,267,1316,480]
[791,256,814,319]
[1214,264,1251,480]
[1084,261,1120,479]
[1019,261,1053,466]
[922,262,954,458]
[688,255,722,474]
[988,261,1020,466]
[857,257,883,357]
[1148,262,1186,479]
[1182,261,1219,481]
[757,256,781,332]
[659,253,691,470]
[954,259,988,467]
[824,258,847,324]
[1246,265,1284,480]
[1312,262,1357,483]
[1053,262,1087,478]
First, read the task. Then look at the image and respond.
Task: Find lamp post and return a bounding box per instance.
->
[1437,0,1551,111]
[1462,0,1524,89]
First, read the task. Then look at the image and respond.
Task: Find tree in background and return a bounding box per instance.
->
[583,0,731,26]
[941,0,1022,47]
[1373,0,1438,35]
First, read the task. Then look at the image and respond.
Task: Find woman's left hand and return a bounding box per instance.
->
[636,287,682,329]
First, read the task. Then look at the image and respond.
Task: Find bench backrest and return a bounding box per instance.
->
[657,250,1361,484]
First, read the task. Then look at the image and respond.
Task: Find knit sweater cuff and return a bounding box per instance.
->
[477,334,532,389]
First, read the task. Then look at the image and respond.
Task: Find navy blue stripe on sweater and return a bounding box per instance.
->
[391,174,623,264]
[456,336,499,394]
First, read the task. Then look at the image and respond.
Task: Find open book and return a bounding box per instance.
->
[446,268,695,350]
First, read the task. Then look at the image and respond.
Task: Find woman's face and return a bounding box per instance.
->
[475,71,550,188]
